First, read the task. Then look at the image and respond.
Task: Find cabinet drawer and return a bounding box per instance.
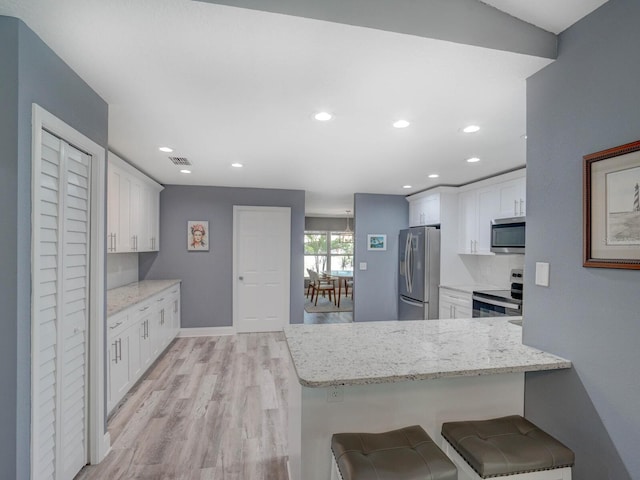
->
[107,311,130,337]
[439,289,472,308]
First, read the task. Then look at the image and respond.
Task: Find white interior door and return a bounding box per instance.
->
[234,206,291,333]
[33,130,90,480]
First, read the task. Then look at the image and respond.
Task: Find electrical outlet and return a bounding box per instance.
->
[327,386,344,402]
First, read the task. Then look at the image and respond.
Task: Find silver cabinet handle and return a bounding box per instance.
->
[113,233,117,251]
[112,342,118,363]
[470,239,473,253]
[109,321,123,330]
[157,297,165,302]
[519,199,524,216]
[139,305,150,312]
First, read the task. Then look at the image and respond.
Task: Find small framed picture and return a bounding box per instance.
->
[187,220,209,251]
[367,234,387,251]
[584,140,640,269]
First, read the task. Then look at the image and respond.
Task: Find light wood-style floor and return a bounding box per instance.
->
[76,333,290,480]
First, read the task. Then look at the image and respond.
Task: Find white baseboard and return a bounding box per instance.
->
[178,326,236,337]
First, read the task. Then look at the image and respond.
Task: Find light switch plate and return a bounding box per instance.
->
[535,262,550,287]
[359,262,367,270]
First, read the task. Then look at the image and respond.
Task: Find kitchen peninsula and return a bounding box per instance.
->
[284,318,571,480]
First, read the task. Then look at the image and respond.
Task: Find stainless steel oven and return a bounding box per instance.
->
[472,269,523,318]
[472,292,522,317]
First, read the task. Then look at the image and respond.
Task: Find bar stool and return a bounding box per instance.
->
[331,425,457,480]
[441,415,574,480]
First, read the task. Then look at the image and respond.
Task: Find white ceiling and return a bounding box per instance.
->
[0,0,608,216]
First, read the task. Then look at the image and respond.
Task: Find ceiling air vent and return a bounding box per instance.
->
[168,156,192,166]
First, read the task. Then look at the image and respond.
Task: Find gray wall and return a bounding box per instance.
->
[525,0,638,478]
[0,16,108,479]
[353,193,408,321]
[140,185,305,328]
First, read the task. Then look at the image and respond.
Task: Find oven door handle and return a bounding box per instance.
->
[472,295,520,310]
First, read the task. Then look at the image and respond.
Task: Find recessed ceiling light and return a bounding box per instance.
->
[466,157,481,163]
[462,125,480,133]
[403,185,412,189]
[231,163,243,168]
[314,112,333,121]
[393,120,411,129]
[159,146,173,153]
[180,169,191,174]
[428,174,439,179]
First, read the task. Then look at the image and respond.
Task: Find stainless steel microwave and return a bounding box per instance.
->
[490,217,525,254]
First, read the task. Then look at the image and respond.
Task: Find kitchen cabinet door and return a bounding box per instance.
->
[108,327,132,411]
[439,288,473,319]
[110,163,134,252]
[498,176,526,218]
[458,187,498,254]
[408,193,441,226]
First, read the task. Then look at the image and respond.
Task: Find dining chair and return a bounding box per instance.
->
[345,278,354,299]
[307,269,337,306]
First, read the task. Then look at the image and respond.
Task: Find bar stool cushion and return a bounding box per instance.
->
[441,415,575,478]
[331,425,457,480]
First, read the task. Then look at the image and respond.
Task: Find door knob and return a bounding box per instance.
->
[239,276,244,280]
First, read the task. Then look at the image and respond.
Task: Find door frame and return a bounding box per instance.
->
[232,205,291,332]
[30,104,108,477]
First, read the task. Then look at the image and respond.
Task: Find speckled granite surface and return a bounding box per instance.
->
[107,280,181,317]
[284,318,571,387]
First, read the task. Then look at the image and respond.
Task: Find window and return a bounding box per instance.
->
[304,231,353,277]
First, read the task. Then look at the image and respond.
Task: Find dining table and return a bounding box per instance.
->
[323,270,353,307]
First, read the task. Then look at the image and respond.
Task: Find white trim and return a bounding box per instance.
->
[178,326,236,337]
[232,205,291,333]
[31,104,108,477]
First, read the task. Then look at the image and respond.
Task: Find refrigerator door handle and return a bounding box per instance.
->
[406,233,413,293]
[400,296,423,308]
[404,232,411,293]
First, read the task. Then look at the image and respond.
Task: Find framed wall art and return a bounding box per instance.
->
[367,234,387,251]
[187,220,209,251]
[584,139,640,269]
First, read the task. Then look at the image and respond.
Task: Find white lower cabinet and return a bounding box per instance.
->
[439,287,473,319]
[107,312,133,409]
[107,284,181,414]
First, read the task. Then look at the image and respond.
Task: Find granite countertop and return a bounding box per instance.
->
[107,279,181,317]
[284,318,571,388]
[439,284,503,294]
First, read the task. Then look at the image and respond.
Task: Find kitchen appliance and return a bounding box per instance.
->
[490,216,526,254]
[472,269,523,318]
[398,226,441,320]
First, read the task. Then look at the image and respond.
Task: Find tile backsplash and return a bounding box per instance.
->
[459,254,525,288]
[107,253,138,289]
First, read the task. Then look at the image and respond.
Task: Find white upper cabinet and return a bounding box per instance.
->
[407,191,441,226]
[107,152,163,253]
[497,176,526,218]
[458,187,499,255]
[455,170,526,255]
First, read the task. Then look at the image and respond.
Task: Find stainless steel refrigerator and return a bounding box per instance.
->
[398,226,441,320]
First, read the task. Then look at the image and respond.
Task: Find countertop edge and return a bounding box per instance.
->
[297,360,573,388]
[107,279,182,317]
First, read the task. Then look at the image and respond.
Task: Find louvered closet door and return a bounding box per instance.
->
[34,130,90,480]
